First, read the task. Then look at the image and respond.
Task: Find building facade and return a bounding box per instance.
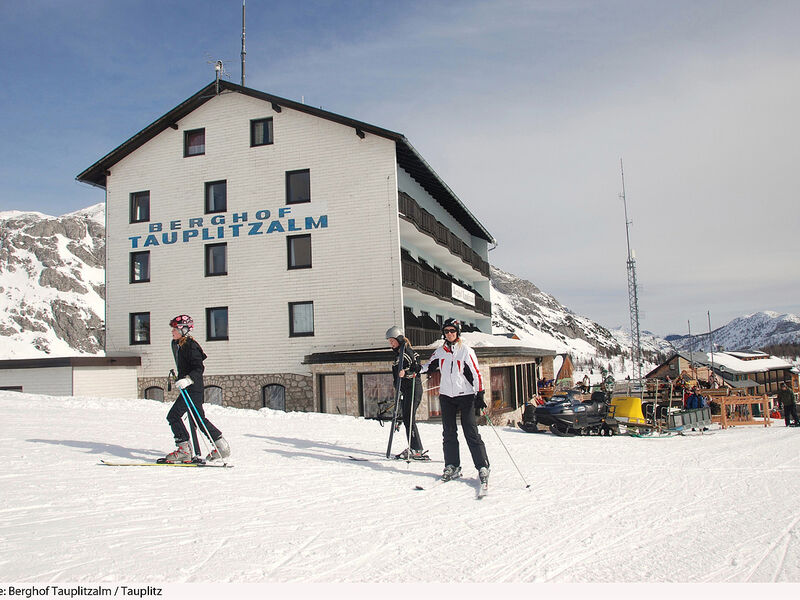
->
[77,81,496,413]
[0,357,140,397]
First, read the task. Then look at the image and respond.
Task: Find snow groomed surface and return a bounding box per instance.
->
[2,390,800,583]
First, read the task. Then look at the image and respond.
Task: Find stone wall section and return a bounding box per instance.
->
[138,372,313,411]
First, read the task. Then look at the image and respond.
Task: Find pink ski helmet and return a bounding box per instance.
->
[169,314,194,336]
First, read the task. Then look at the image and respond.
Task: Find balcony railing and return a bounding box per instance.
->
[401,258,491,316]
[398,191,490,277]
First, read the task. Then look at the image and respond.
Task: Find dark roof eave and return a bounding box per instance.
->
[0,356,141,369]
[304,345,555,365]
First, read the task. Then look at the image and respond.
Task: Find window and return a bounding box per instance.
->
[144,386,164,402]
[262,384,286,411]
[130,312,150,345]
[205,180,227,213]
[286,169,310,204]
[206,307,229,341]
[490,366,515,411]
[289,301,314,337]
[251,117,274,146]
[130,191,150,223]
[320,374,345,414]
[184,128,205,157]
[130,251,150,283]
[287,234,312,269]
[205,243,227,276]
[359,373,394,419]
[204,386,223,406]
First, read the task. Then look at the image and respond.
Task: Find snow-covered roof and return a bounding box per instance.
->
[694,351,792,374]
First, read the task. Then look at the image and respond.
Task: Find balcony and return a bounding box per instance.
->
[398,191,490,278]
[401,255,491,317]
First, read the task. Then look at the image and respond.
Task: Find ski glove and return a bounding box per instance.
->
[176,377,193,390]
[474,390,487,415]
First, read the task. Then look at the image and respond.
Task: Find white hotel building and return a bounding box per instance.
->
[78,80,549,419]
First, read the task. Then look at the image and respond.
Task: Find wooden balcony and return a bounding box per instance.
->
[398,191,490,277]
[401,257,491,317]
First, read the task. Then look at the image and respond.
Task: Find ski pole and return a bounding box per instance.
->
[480,409,531,490]
[404,376,417,464]
[182,411,204,458]
[179,387,224,461]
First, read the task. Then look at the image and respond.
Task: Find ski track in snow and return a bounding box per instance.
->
[2,391,800,583]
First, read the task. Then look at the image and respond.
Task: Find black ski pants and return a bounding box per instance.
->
[400,377,424,451]
[784,403,799,427]
[167,390,222,444]
[440,393,489,470]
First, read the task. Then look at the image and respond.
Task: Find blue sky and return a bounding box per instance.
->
[1,1,798,337]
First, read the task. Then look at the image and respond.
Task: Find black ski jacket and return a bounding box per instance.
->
[391,344,421,394]
[171,336,207,396]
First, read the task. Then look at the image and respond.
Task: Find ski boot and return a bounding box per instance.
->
[205,437,231,462]
[161,441,191,463]
[441,465,462,481]
[478,466,490,485]
[477,466,490,498]
[395,449,432,461]
[410,449,431,461]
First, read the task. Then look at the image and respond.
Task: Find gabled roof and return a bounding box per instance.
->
[76,80,494,243]
[646,351,792,378]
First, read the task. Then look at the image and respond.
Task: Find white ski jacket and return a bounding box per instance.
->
[421,340,484,398]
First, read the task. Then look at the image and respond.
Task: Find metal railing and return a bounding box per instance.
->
[398,191,490,277]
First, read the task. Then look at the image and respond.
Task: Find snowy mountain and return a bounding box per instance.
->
[7,204,791,372]
[0,204,668,375]
[0,204,105,358]
[490,265,669,375]
[667,311,800,354]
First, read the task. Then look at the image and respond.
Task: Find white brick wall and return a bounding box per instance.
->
[0,367,73,395]
[106,92,403,379]
[73,366,139,398]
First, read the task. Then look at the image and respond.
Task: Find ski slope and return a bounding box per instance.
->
[2,390,800,586]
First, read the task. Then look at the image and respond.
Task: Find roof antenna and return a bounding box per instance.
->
[241,0,246,86]
[207,58,231,94]
[215,60,223,94]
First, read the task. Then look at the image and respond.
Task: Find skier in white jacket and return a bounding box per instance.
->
[420,318,490,484]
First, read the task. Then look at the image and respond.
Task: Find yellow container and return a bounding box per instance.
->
[610,396,646,425]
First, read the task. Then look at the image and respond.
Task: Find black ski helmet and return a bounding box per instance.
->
[385,326,405,343]
[170,314,194,336]
[442,318,461,338]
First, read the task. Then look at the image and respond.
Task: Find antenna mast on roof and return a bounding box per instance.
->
[620,158,643,390]
[241,0,246,86]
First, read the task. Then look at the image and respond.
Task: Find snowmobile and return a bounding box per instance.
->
[533,390,619,436]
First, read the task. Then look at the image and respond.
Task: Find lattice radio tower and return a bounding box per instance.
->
[620,159,643,384]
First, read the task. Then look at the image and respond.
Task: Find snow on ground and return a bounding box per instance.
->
[2,390,800,587]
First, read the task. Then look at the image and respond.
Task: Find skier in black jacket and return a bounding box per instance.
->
[164,315,230,463]
[777,382,799,427]
[386,326,429,460]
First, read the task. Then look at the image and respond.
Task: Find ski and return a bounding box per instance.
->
[413,480,447,491]
[477,482,489,499]
[349,454,438,463]
[414,471,460,491]
[100,459,233,468]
